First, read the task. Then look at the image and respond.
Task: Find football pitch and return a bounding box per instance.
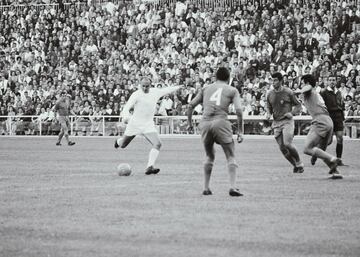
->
[0,136,359,257]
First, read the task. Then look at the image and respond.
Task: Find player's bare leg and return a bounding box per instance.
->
[143,132,162,175]
[335,130,345,165]
[311,134,333,165]
[275,134,297,170]
[115,135,136,149]
[221,142,243,197]
[282,129,304,173]
[203,139,215,195]
[304,132,342,179]
[56,128,64,146]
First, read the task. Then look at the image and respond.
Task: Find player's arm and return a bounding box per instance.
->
[232,89,244,143]
[120,91,138,122]
[288,90,302,118]
[187,89,203,132]
[53,103,59,121]
[158,85,181,97]
[265,92,273,120]
[69,108,77,117]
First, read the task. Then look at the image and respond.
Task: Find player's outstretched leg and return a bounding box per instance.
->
[303,133,342,179]
[221,142,243,197]
[115,135,135,149]
[143,132,161,175]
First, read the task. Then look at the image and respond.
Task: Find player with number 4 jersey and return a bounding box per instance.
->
[187,67,244,197]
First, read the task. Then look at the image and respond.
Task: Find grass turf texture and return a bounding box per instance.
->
[0,137,360,257]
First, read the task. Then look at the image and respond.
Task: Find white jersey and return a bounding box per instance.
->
[121,86,180,136]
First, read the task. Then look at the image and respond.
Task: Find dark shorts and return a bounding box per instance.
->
[58,116,70,132]
[329,111,344,132]
[200,119,233,145]
[308,114,333,144]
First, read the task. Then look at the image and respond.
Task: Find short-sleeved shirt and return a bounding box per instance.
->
[54,100,70,117]
[267,87,301,121]
[189,82,242,145]
[303,89,329,118]
[190,81,241,121]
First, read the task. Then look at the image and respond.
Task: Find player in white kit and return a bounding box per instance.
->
[114,77,181,175]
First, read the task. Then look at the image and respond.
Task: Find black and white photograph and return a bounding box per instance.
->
[0,0,360,256]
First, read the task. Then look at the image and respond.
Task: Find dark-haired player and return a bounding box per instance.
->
[187,67,244,197]
[266,72,304,173]
[114,77,181,175]
[300,74,342,179]
[54,91,76,146]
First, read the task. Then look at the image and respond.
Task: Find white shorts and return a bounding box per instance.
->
[124,118,157,136]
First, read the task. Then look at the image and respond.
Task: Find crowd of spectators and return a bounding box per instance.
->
[1,0,360,135]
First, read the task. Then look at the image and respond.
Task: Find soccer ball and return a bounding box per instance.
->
[117,163,132,176]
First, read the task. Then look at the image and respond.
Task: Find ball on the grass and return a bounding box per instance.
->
[117,163,132,176]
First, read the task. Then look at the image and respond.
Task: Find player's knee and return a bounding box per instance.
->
[303,147,312,156]
[204,162,213,167]
[282,140,293,148]
[204,158,214,166]
[153,141,162,150]
[336,136,343,144]
[227,159,238,168]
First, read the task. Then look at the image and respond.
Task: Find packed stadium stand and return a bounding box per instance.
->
[0,0,360,136]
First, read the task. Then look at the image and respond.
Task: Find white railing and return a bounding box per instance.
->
[0,115,359,138]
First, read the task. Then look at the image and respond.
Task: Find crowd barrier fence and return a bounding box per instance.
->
[0,115,359,138]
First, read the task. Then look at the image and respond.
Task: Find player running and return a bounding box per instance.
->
[54,91,76,146]
[114,77,181,175]
[266,72,304,173]
[300,74,343,179]
[187,67,244,197]
[311,74,346,166]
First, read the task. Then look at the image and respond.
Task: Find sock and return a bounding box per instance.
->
[58,131,64,143]
[116,138,122,145]
[203,162,213,190]
[147,148,159,168]
[336,143,343,158]
[65,134,69,143]
[313,147,334,162]
[228,163,238,189]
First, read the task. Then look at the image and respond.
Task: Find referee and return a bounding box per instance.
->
[315,74,346,166]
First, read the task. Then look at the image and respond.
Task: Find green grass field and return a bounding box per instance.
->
[0,136,359,257]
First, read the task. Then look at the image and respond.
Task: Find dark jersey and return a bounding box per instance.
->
[54,100,70,116]
[266,87,301,121]
[190,82,241,121]
[320,88,344,112]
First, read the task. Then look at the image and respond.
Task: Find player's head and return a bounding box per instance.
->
[301,74,316,95]
[271,72,283,89]
[215,67,230,82]
[141,77,152,93]
[60,91,67,100]
[328,74,337,89]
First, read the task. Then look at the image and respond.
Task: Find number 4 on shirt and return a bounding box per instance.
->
[209,88,223,106]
